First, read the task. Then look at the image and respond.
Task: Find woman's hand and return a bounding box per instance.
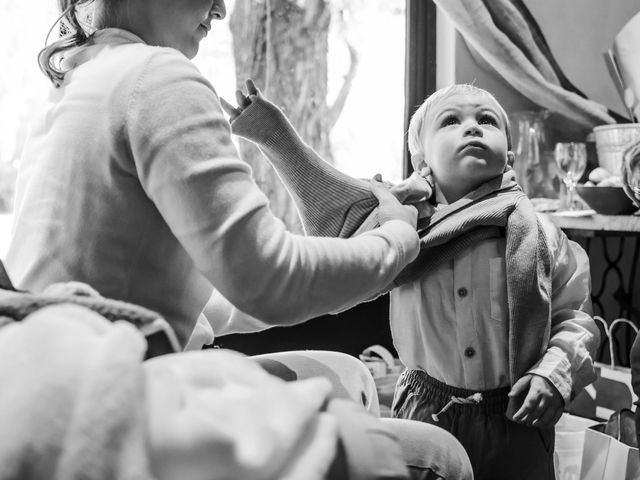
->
[390,168,435,220]
[370,177,418,228]
[220,79,262,121]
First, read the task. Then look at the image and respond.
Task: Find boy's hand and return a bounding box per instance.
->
[509,374,564,428]
[220,79,262,121]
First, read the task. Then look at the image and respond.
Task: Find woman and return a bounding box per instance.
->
[5,1,473,478]
[7,0,419,347]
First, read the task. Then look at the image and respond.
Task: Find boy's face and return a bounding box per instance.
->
[420,93,512,201]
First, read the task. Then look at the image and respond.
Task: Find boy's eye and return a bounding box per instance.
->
[440,115,459,127]
[478,114,498,126]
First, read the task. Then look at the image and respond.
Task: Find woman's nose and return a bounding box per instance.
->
[211,0,227,19]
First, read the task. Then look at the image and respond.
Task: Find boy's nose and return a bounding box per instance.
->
[464,123,482,137]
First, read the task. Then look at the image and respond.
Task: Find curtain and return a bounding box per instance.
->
[433,0,617,129]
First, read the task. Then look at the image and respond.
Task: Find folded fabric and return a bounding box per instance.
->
[144,349,339,480]
[0,287,180,358]
[0,304,343,480]
[0,304,153,480]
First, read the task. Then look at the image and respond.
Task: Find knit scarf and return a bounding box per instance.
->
[394,171,553,383]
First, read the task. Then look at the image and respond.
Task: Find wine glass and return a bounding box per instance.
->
[555,142,587,210]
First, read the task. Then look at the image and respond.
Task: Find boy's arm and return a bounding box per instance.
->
[525,225,600,406]
[228,94,378,238]
[224,84,434,238]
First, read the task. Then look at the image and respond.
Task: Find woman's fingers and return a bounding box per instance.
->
[371,179,418,228]
[414,200,436,220]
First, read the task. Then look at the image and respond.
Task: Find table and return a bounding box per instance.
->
[545,214,640,236]
[544,213,640,365]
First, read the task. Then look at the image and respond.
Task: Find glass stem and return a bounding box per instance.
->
[563,177,576,210]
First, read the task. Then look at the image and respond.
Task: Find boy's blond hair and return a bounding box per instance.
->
[407,84,512,158]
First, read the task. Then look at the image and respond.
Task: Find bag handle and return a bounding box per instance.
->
[359,344,395,371]
[594,316,639,368]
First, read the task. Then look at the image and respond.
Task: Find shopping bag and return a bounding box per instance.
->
[554,413,600,480]
[359,345,404,417]
[568,317,638,420]
[579,421,640,480]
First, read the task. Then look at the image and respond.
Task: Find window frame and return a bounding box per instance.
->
[403,0,438,177]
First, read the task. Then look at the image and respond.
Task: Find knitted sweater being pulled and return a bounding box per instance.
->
[231,97,584,387]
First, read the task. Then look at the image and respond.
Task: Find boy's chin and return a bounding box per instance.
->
[465,166,504,182]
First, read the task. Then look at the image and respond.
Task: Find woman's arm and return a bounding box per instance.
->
[126,51,419,326]
[225,83,434,238]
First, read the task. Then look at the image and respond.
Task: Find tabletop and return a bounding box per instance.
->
[543,213,640,235]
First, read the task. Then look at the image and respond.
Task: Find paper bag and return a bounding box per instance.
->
[580,426,640,480]
[359,345,403,417]
[568,318,638,420]
[554,413,600,480]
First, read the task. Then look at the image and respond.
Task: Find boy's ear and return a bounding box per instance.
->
[411,153,428,172]
[506,151,515,168]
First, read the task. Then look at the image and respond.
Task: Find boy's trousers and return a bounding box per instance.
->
[393,369,555,480]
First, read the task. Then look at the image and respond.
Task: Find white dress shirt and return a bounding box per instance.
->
[390,190,596,399]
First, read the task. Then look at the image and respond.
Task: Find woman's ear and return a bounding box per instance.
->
[506,151,515,168]
[411,153,428,172]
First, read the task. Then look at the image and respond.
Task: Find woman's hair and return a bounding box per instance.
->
[407,84,512,156]
[39,0,117,87]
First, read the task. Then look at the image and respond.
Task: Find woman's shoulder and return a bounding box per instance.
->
[113,43,205,82]
[104,43,219,114]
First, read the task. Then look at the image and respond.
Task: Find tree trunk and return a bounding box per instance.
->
[229,0,357,232]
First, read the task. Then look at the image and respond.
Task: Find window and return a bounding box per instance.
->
[0,3,60,255]
[196,0,407,231]
[1,0,408,243]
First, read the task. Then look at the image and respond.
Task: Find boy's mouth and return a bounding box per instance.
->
[459,141,486,151]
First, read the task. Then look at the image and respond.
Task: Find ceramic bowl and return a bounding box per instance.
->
[575,185,638,215]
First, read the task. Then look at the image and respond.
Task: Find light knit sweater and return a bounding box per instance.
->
[6,28,419,346]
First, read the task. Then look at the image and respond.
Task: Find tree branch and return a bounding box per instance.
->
[327,40,358,130]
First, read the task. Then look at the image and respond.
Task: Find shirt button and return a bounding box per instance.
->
[457,287,468,297]
[464,347,475,358]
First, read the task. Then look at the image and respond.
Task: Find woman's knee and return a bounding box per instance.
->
[380,418,473,480]
[252,350,379,415]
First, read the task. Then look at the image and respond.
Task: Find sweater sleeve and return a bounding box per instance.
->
[124,50,419,325]
[525,222,600,404]
[230,96,380,238]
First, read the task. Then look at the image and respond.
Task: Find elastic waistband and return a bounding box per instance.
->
[400,369,510,414]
